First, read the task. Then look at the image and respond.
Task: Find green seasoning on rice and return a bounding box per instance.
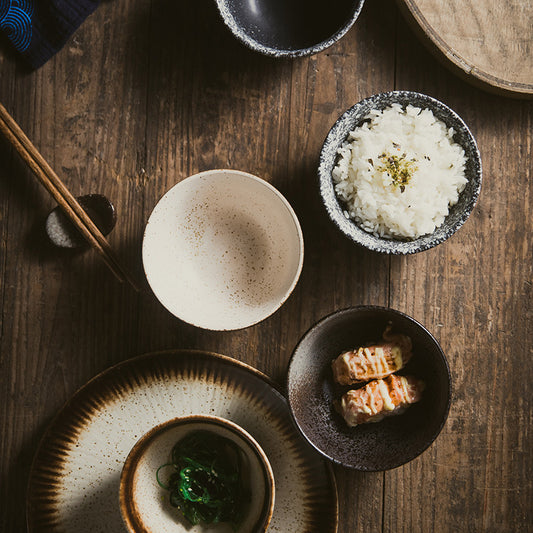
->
[376,152,418,191]
[332,104,467,239]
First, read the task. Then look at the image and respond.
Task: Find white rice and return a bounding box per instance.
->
[332,103,467,239]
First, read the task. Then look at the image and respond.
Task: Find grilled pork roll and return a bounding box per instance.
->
[338,374,423,427]
[331,327,412,385]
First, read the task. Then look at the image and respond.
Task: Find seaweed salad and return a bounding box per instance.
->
[157,430,250,529]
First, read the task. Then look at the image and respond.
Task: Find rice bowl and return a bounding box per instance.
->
[333,104,467,239]
[318,91,482,254]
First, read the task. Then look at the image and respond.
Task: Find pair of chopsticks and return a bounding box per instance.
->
[0,102,139,291]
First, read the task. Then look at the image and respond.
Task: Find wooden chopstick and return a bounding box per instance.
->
[0,102,140,291]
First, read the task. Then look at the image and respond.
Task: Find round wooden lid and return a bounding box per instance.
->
[397,0,533,98]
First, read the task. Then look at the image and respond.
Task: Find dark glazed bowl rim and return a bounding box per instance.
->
[318,91,483,254]
[214,0,366,58]
[286,305,452,470]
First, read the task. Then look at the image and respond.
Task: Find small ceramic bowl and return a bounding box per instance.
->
[215,0,365,58]
[120,415,275,533]
[142,169,304,330]
[318,91,482,254]
[287,306,451,470]
[45,194,117,248]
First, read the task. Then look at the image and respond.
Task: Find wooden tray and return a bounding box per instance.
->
[397,0,533,98]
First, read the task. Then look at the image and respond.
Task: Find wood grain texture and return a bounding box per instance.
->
[387,18,533,532]
[0,0,531,532]
[397,0,533,97]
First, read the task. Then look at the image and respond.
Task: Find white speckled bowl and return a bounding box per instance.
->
[120,415,275,533]
[142,169,304,330]
[318,91,482,254]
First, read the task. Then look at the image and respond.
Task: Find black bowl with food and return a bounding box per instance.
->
[287,306,451,470]
[318,91,482,254]
[214,0,365,58]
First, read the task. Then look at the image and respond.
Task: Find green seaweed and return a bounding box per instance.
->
[156,430,249,530]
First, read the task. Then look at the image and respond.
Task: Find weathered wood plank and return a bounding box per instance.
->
[386,14,533,533]
[138,0,295,378]
[285,1,397,531]
[0,1,151,531]
[0,0,531,531]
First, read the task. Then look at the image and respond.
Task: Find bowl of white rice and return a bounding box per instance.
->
[318,91,482,254]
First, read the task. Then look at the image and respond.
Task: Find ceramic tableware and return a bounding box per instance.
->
[318,91,482,254]
[215,0,365,58]
[287,306,451,470]
[120,415,275,533]
[142,169,304,330]
[27,350,338,532]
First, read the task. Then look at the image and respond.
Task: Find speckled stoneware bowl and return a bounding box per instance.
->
[215,0,365,58]
[287,306,452,470]
[318,91,482,254]
[27,350,338,532]
[120,415,275,533]
[142,169,304,330]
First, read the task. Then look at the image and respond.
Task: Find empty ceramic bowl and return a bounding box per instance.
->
[287,306,451,470]
[142,169,304,330]
[318,91,482,254]
[120,415,275,533]
[215,0,365,57]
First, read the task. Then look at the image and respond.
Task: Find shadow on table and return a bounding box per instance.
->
[0,426,43,531]
[131,0,292,94]
[24,443,127,531]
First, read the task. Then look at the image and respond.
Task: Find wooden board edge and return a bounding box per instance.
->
[395,0,533,100]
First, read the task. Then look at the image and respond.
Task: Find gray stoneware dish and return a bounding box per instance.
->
[215,0,365,58]
[318,91,482,254]
[287,306,452,470]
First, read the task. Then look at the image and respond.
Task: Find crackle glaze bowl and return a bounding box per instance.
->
[215,0,365,58]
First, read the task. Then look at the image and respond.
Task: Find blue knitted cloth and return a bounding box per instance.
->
[0,0,99,68]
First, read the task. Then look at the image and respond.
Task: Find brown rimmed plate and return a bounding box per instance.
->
[27,350,337,532]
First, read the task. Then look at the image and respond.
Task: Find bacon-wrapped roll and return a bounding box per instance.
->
[331,326,412,385]
[338,374,423,427]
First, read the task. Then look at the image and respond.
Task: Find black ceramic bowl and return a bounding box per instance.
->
[318,91,482,254]
[215,0,365,58]
[287,306,451,470]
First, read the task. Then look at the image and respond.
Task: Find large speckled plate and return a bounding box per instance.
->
[27,350,337,532]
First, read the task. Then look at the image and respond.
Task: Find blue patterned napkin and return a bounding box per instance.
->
[0,0,99,69]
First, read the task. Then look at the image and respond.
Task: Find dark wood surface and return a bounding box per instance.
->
[0,1,531,531]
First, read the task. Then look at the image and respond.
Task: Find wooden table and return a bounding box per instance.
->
[1,0,531,531]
